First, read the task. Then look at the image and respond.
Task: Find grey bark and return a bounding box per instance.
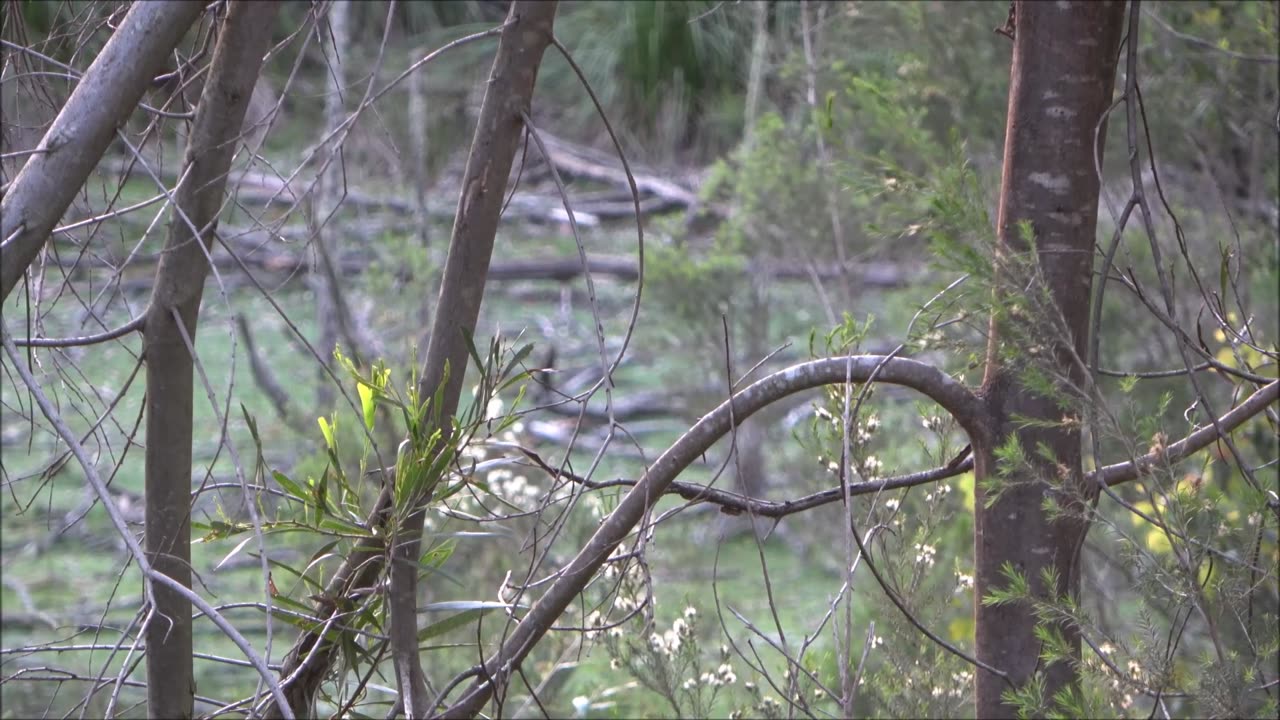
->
[0,1,205,302]
[140,3,280,717]
[389,4,559,716]
[313,0,350,411]
[973,2,1126,716]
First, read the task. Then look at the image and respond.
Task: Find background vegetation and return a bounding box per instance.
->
[2,1,1276,717]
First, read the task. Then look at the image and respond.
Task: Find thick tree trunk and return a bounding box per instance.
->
[974,2,1125,716]
[141,4,279,717]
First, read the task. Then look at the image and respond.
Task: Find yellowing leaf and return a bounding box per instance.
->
[318,416,335,450]
[358,383,376,432]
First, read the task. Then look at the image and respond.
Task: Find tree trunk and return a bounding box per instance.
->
[974,2,1125,716]
[141,4,279,717]
[388,3,558,716]
[0,1,204,301]
[313,0,350,411]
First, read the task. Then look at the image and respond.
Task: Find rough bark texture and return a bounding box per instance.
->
[140,3,279,717]
[0,1,205,301]
[974,2,1126,716]
[388,4,559,716]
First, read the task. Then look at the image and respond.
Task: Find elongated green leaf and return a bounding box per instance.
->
[318,416,335,450]
[416,602,517,643]
[499,342,535,383]
[318,515,373,538]
[358,382,376,432]
[460,328,485,376]
[273,470,310,506]
[420,537,457,568]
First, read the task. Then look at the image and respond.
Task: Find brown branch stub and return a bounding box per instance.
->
[995,1,1016,41]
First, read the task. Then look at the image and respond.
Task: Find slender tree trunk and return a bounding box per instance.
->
[391,3,558,716]
[313,0,350,411]
[973,2,1125,716]
[141,4,279,717]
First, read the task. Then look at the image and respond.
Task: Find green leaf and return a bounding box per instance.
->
[420,537,457,568]
[318,416,335,451]
[499,342,535,384]
[416,601,520,643]
[358,382,376,432]
[273,471,310,506]
[318,515,372,538]
[460,328,485,377]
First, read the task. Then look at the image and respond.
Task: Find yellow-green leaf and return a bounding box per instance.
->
[358,382,376,431]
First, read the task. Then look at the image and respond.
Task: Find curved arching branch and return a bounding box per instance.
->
[433,355,985,717]
[524,379,1277,520]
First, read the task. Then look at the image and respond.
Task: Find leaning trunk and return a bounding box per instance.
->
[974,1,1125,716]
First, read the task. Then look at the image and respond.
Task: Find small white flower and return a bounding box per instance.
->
[884,498,900,511]
[571,696,591,716]
[486,396,505,420]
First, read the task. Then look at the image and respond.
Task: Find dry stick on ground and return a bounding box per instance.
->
[0,1,205,302]
[138,3,281,716]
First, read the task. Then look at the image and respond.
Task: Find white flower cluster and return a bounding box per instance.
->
[813,408,880,444]
[954,572,974,593]
[860,455,884,480]
[925,483,952,502]
[921,416,944,432]
[936,670,972,699]
[697,662,737,687]
[914,543,937,567]
[916,330,944,350]
[488,468,540,511]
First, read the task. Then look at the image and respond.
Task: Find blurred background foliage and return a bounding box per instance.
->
[2,1,1275,717]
